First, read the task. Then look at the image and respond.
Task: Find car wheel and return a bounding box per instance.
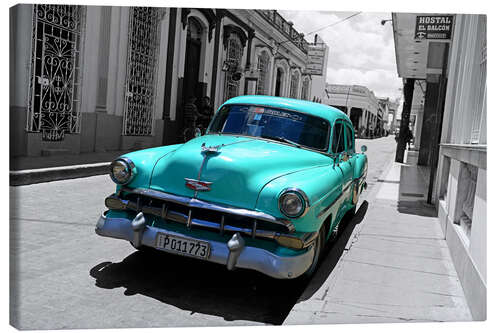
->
[302,223,326,278]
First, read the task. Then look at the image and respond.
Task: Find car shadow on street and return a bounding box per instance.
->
[90,245,306,324]
[89,201,368,325]
[297,200,369,302]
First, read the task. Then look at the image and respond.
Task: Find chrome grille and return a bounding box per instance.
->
[108,189,295,239]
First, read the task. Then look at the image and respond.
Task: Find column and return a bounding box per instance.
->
[395,78,415,163]
[10,4,33,157]
[95,6,112,112]
[418,75,440,165]
[413,106,424,149]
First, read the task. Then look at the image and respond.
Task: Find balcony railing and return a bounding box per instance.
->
[256,10,308,54]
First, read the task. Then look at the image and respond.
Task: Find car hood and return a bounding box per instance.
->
[149,135,332,210]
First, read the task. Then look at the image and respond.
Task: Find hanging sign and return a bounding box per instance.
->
[305,45,326,76]
[415,15,454,40]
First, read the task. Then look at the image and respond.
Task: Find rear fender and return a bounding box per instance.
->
[352,153,368,180]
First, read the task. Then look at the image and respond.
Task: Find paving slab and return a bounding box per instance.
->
[284,155,472,325]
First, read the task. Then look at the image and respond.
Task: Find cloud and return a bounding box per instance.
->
[279,10,402,100]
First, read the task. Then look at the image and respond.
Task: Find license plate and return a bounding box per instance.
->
[155,233,210,259]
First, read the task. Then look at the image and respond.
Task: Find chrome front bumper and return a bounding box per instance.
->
[95,212,315,279]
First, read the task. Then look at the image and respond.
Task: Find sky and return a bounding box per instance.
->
[279,10,403,101]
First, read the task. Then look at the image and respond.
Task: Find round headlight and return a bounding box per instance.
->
[279,189,308,218]
[109,158,135,185]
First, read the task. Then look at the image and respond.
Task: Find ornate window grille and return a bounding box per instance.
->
[122,7,165,136]
[301,78,310,100]
[256,51,269,95]
[290,71,299,99]
[224,34,243,101]
[26,4,85,141]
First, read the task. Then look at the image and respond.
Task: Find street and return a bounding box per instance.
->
[10,136,396,329]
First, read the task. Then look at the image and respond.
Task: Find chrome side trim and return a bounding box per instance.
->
[316,193,341,219]
[343,180,353,192]
[316,181,353,219]
[122,187,294,231]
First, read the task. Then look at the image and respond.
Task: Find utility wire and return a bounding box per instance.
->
[303,12,362,37]
[277,11,363,47]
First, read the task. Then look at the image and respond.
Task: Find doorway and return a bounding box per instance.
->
[182,17,202,106]
[350,108,363,135]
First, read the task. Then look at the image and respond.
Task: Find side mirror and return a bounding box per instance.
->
[194,128,202,138]
[333,152,344,166]
[361,145,367,153]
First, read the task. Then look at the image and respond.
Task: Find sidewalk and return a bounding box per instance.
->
[284,151,472,324]
[10,150,131,186]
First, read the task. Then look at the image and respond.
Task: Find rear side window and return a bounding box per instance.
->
[333,122,345,153]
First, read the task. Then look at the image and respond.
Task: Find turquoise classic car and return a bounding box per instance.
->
[96,96,368,279]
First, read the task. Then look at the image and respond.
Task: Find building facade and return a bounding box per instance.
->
[378,97,396,136]
[387,98,399,134]
[393,13,486,320]
[10,5,327,158]
[324,84,384,137]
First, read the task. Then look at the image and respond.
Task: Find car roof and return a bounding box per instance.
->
[221,95,351,125]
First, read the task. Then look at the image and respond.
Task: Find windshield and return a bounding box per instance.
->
[208,104,330,151]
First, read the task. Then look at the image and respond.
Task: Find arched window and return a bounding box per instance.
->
[256,51,270,95]
[275,68,284,96]
[224,33,244,100]
[290,71,299,99]
[301,77,310,100]
[187,17,203,41]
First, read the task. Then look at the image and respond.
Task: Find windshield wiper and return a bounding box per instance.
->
[261,135,302,148]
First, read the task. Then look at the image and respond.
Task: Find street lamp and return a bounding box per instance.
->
[381,19,392,26]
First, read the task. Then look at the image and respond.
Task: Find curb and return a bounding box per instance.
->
[344,154,396,249]
[10,162,110,186]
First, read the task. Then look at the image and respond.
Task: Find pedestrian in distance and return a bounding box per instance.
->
[406,129,413,150]
[183,96,202,141]
[183,96,201,129]
[197,96,213,130]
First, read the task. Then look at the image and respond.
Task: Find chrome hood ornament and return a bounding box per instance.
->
[201,142,221,154]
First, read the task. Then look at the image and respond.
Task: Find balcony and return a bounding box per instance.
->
[256,10,308,54]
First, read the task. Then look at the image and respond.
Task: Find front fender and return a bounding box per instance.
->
[116,144,183,190]
[255,165,343,233]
